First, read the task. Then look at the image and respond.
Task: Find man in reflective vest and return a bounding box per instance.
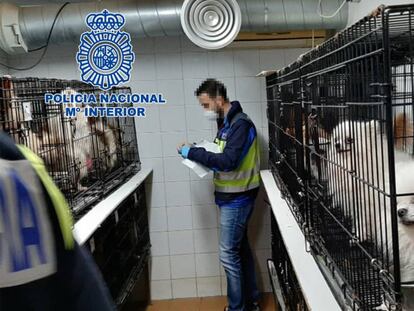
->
[178,79,261,311]
[0,132,115,310]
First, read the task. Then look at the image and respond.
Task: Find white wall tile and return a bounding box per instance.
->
[242,103,263,128]
[132,54,156,80]
[138,132,163,158]
[151,256,171,280]
[168,230,194,255]
[157,79,185,106]
[259,49,285,72]
[151,280,172,300]
[250,193,271,226]
[48,57,78,80]
[150,231,169,256]
[192,205,218,229]
[235,77,262,103]
[145,182,166,208]
[185,106,212,131]
[196,277,221,297]
[148,207,168,232]
[135,106,161,133]
[260,151,269,170]
[234,50,261,77]
[131,80,157,93]
[258,273,272,293]
[261,102,268,126]
[160,106,186,132]
[208,51,235,78]
[141,157,164,183]
[167,206,193,231]
[191,180,215,205]
[221,276,227,296]
[164,157,190,182]
[182,52,209,79]
[165,181,191,207]
[171,254,196,279]
[155,37,181,53]
[190,170,213,181]
[259,78,267,102]
[172,278,197,298]
[195,253,220,277]
[184,78,204,106]
[258,127,269,152]
[194,229,219,253]
[249,225,271,250]
[255,249,272,274]
[133,37,155,55]
[155,53,183,80]
[161,131,187,157]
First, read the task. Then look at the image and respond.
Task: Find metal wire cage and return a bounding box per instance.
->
[0,77,140,218]
[268,209,309,311]
[266,5,414,311]
[86,184,150,308]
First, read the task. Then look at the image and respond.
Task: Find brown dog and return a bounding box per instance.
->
[394,112,414,151]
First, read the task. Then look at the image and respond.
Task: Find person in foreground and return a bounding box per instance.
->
[178,79,261,311]
[0,131,115,310]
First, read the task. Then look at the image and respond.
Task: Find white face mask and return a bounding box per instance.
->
[204,109,218,121]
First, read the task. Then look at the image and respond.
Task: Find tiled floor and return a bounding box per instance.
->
[146,293,276,311]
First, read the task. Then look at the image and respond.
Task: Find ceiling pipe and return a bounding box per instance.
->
[0,0,348,53]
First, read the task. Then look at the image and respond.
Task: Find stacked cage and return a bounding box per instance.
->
[0,77,140,218]
[86,184,150,308]
[268,208,309,311]
[266,5,414,311]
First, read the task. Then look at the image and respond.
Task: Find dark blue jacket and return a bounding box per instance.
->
[0,132,115,310]
[187,101,259,206]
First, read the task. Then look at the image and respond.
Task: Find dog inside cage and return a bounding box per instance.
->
[0,77,140,218]
[267,5,414,311]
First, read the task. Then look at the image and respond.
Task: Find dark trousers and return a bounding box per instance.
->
[0,242,115,311]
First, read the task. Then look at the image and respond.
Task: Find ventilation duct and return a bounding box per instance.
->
[0,3,27,54]
[0,0,348,53]
[181,0,242,50]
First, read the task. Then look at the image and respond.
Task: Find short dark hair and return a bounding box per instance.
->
[195,79,228,101]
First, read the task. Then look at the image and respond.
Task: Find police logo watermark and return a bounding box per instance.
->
[76,10,135,91]
[45,9,166,118]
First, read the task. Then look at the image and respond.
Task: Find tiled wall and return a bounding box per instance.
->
[5,36,308,300]
[0,50,8,75]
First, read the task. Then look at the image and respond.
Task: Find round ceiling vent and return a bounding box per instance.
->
[180,0,242,50]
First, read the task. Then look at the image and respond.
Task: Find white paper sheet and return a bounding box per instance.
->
[181,140,221,178]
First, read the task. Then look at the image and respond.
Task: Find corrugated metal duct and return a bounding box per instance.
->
[2,0,348,52]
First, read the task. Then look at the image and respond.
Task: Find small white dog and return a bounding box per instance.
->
[329,118,414,310]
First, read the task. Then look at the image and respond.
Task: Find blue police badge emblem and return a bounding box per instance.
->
[76,10,135,91]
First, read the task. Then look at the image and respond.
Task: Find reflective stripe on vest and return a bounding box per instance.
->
[213,115,261,193]
[17,145,74,250]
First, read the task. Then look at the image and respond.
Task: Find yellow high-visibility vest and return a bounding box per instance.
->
[17,145,74,250]
[213,113,260,193]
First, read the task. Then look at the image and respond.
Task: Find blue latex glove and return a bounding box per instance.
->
[179,146,190,159]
